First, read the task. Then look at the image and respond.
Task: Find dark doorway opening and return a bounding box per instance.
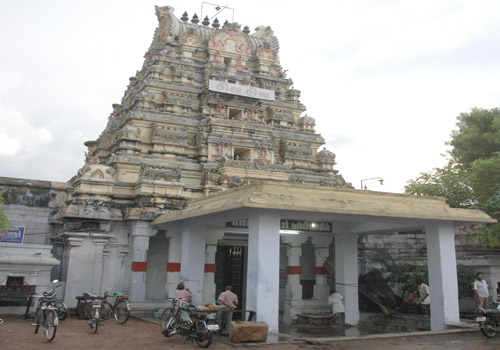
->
[215,245,247,320]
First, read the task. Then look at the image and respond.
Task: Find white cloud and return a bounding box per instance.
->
[0,102,53,156]
[0,0,499,192]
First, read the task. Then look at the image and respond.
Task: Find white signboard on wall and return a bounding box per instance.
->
[208,80,275,101]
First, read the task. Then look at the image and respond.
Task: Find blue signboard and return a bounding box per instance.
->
[0,227,25,243]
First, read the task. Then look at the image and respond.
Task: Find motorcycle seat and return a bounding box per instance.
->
[483,308,499,314]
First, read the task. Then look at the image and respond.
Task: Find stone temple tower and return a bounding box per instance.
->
[53,6,350,304]
[61,6,349,224]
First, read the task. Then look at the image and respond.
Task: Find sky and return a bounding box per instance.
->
[1,0,500,193]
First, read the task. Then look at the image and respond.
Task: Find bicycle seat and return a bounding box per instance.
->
[83,292,98,299]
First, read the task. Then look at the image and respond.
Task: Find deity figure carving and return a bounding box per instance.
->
[215,99,225,117]
[227,175,246,188]
[214,51,223,65]
[84,150,99,164]
[155,6,181,44]
[119,122,142,140]
[201,168,222,186]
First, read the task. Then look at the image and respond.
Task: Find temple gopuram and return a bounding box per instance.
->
[0,6,494,333]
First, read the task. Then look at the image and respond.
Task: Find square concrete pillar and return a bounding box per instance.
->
[203,231,224,304]
[129,221,156,302]
[129,234,150,301]
[180,220,207,305]
[166,226,183,298]
[334,233,359,325]
[246,210,281,333]
[426,222,460,331]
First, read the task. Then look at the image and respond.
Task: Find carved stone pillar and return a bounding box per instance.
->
[281,234,308,324]
[92,238,108,294]
[63,235,84,308]
[311,235,333,301]
[202,231,225,304]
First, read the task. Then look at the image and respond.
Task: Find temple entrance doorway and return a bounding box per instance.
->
[215,245,247,320]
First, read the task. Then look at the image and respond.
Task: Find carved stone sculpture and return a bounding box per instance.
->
[139,164,182,182]
[318,148,336,163]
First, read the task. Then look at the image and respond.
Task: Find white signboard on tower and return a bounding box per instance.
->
[208,80,275,101]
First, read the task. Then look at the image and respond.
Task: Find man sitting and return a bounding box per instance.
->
[175,282,192,302]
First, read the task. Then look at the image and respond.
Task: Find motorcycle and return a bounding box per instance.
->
[476,295,500,338]
[162,298,219,348]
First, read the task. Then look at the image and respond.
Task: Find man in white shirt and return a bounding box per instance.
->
[473,272,490,310]
[328,289,345,325]
[417,279,430,315]
[217,285,238,335]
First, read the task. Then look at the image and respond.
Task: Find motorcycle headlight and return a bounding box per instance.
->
[206,313,217,320]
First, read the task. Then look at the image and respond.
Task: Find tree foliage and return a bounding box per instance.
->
[449,107,500,168]
[0,195,9,231]
[404,162,473,208]
[405,108,500,247]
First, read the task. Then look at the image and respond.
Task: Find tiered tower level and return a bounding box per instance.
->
[63,6,350,222]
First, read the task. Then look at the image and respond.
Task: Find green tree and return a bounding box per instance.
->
[449,107,500,168]
[0,195,9,231]
[404,161,473,208]
[405,108,500,247]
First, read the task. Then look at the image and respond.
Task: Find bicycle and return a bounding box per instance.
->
[88,298,103,333]
[32,290,59,341]
[82,289,131,325]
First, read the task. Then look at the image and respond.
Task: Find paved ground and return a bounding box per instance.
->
[1,315,499,349]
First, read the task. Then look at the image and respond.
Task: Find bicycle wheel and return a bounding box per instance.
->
[34,308,42,334]
[57,302,68,320]
[83,302,93,319]
[480,320,497,338]
[91,308,99,333]
[113,300,130,324]
[195,321,212,348]
[161,307,174,330]
[44,310,57,341]
[101,301,113,320]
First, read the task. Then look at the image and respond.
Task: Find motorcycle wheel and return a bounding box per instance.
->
[161,307,174,330]
[195,322,213,348]
[480,320,497,338]
[163,317,179,337]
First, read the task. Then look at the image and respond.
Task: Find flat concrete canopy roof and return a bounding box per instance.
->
[153,182,496,226]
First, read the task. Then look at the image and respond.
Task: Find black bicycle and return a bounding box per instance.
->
[88,299,103,333]
[82,290,131,324]
[32,291,58,341]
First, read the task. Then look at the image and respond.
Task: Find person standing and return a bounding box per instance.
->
[217,285,238,335]
[328,289,345,326]
[473,272,490,310]
[416,279,430,315]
